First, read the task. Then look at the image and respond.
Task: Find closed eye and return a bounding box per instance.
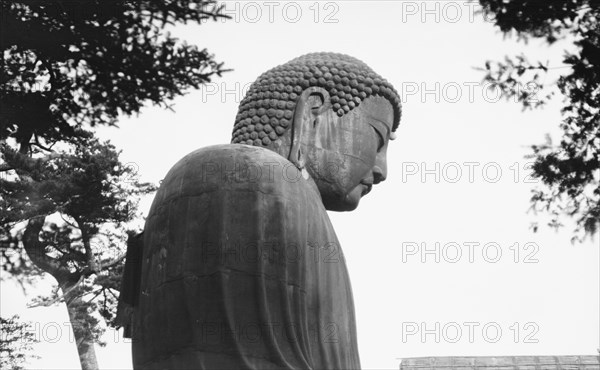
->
[368,119,390,152]
[372,126,385,152]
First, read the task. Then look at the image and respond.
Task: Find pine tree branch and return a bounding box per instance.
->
[98,253,125,270]
[22,216,73,282]
[73,217,99,273]
[26,274,85,308]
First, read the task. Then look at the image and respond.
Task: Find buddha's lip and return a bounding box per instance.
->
[360,179,374,186]
[360,182,373,196]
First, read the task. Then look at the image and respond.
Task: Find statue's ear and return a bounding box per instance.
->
[288,87,331,168]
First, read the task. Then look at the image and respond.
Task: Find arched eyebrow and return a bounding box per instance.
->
[371,126,384,150]
[368,119,390,141]
[368,120,390,151]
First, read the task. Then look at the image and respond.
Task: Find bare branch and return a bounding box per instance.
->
[32,135,55,153]
[60,213,80,230]
[0,164,14,172]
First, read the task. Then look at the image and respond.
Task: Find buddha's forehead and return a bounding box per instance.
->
[349,95,394,131]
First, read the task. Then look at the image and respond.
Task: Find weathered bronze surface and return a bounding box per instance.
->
[118,52,401,369]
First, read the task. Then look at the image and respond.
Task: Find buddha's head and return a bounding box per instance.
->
[231,52,402,211]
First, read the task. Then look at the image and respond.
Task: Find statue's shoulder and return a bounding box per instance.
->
[175,144,289,169]
[158,144,310,200]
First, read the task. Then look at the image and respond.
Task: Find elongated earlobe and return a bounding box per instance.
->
[288,87,331,169]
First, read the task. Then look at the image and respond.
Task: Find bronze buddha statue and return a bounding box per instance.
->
[118,52,402,370]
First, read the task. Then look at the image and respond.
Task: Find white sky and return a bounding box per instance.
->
[2,1,599,369]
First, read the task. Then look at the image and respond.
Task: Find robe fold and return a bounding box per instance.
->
[129,144,361,370]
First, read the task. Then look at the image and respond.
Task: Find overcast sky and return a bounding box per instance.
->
[2,1,599,369]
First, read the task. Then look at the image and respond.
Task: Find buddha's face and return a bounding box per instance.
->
[303,95,394,211]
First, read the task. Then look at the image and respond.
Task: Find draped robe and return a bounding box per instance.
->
[122,144,361,369]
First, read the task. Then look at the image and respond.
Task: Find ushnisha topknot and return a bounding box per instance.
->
[231,52,402,147]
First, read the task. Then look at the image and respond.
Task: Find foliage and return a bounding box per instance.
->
[1,1,229,368]
[0,315,39,370]
[478,0,599,241]
[1,134,154,349]
[1,0,228,151]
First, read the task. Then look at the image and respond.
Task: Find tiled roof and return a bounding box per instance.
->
[400,355,600,369]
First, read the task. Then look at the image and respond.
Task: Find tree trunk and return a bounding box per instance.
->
[63,281,99,370]
[22,218,100,370]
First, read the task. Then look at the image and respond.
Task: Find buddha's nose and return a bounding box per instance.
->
[373,166,386,184]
